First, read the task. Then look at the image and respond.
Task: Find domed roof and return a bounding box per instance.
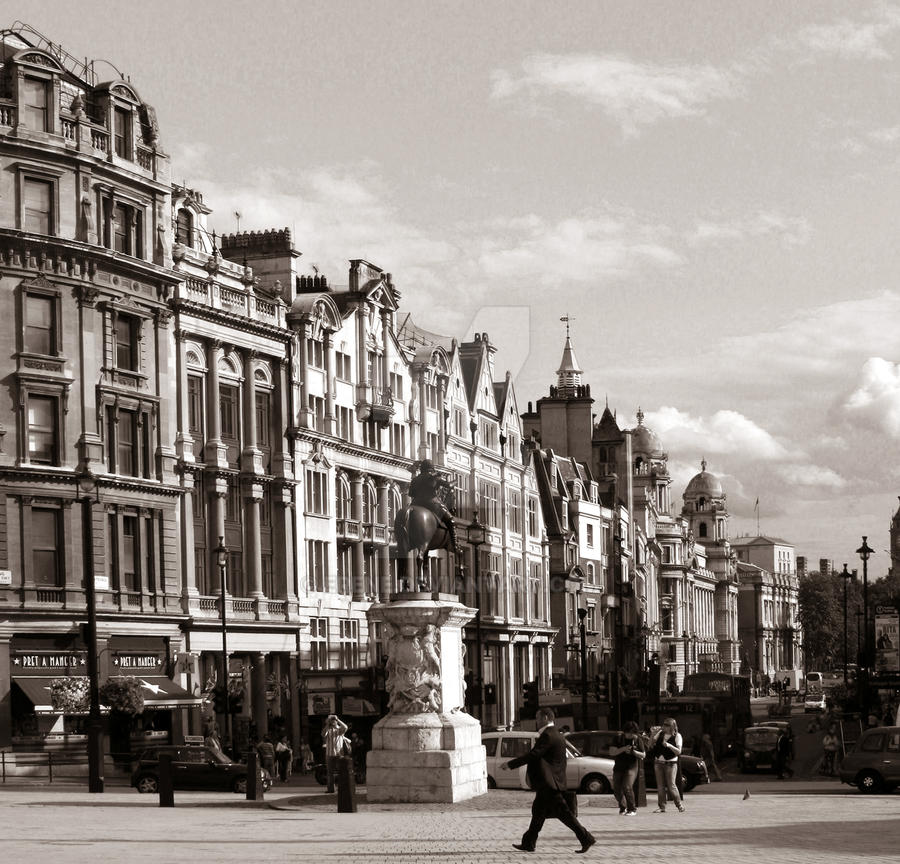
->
[631,407,663,456]
[685,459,723,499]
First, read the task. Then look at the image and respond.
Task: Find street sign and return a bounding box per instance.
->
[0,570,11,586]
[94,575,109,590]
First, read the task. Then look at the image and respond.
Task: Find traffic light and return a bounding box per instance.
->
[521,679,539,719]
[228,687,243,715]
[212,683,227,714]
[484,683,497,705]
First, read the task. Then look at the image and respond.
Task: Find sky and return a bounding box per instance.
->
[15,0,900,570]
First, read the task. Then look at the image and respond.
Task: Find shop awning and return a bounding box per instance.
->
[114,676,203,708]
[12,677,57,713]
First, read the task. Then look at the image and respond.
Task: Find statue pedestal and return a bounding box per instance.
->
[365,592,487,803]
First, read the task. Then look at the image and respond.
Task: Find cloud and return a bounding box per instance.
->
[491,53,739,136]
[642,406,792,461]
[794,5,900,61]
[841,357,900,437]
[776,463,847,489]
[687,210,811,248]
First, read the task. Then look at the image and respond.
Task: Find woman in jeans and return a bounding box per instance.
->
[651,718,685,813]
[610,720,645,815]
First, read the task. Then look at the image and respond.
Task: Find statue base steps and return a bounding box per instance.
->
[366,711,487,803]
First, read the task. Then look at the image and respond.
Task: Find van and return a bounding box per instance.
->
[838,726,900,793]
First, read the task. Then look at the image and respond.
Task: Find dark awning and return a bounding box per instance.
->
[116,676,203,708]
[12,677,57,713]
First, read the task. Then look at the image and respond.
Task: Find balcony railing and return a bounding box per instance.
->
[0,102,16,127]
[35,588,65,604]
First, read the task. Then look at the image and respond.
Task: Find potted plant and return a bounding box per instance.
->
[49,677,90,714]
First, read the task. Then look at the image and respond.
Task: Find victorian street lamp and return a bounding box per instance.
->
[856,537,874,673]
[77,464,103,793]
[839,564,855,689]
[466,512,485,721]
[577,607,588,729]
[215,536,231,751]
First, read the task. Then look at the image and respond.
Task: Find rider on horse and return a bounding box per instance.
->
[407,459,460,552]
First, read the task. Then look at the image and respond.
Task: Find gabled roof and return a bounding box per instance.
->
[731,535,794,548]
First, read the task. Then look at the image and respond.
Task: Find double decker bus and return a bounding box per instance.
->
[682,672,753,751]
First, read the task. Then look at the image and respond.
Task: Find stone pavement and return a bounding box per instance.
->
[0,779,897,864]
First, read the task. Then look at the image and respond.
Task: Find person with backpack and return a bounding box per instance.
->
[650,718,685,813]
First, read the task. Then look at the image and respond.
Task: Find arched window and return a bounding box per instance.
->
[586,562,595,584]
[336,473,352,520]
[362,481,377,523]
[698,522,708,538]
[697,497,706,510]
[175,208,193,247]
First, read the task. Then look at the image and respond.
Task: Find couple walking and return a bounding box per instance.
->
[501,707,596,854]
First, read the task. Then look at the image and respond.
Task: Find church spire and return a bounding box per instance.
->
[555,314,583,397]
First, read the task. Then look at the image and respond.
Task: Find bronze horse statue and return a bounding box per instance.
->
[394,485,457,592]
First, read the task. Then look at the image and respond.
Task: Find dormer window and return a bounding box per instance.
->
[113,106,132,158]
[23,78,48,131]
[175,207,194,247]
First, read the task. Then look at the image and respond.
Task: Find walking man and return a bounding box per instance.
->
[501,707,596,854]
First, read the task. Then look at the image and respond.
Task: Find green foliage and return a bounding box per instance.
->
[49,677,89,714]
[798,572,843,669]
[99,676,145,715]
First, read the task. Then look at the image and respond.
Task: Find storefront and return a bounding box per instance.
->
[302,668,382,758]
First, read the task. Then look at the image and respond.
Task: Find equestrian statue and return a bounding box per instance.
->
[394,459,460,591]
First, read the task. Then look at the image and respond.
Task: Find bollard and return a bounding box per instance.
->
[158,752,175,807]
[245,749,265,801]
[336,755,357,812]
[634,761,647,808]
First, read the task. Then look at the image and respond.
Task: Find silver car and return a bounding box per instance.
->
[481,730,614,794]
[839,726,900,793]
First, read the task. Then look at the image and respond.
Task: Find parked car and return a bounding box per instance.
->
[739,725,781,773]
[804,693,827,713]
[565,730,708,793]
[481,730,614,794]
[839,726,900,793]
[131,744,273,794]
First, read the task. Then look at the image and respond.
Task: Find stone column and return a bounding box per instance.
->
[241,349,264,601]
[352,474,366,601]
[205,340,226,468]
[323,331,336,436]
[251,652,268,738]
[74,284,103,469]
[418,373,428,459]
[154,310,177,482]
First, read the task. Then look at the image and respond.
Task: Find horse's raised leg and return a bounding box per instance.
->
[416,550,429,592]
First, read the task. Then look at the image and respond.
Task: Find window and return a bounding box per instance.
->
[530,561,542,621]
[307,395,325,432]
[335,352,352,380]
[367,351,379,386]
[500,737,531,759]
[310,618,328,670]
[25,293,56,355]
[336,475,352,520]
[527,497,539,537]
[23,178,52,234]
[337,546,352,595]
[362,419,380,449]
[225,476,241,523]
[307,339,324,368]
[427,431,438,456]
[339,619,360,668]
[478,480,500,528]
[114,107,131,159]
[106,405,152,478]
[115,314,139,371]
[102,198,144,258]
[510,558,523,618]
[508,490,522,534]
[390,423,406,456]
[452,407,466,438]
[305,469,328,516]
[425,384,438,409]
[121,515,139,591]
[175,208,193,246]
[307,540,328,592]
[698,522,708,538]
[586,562,595,584]
[479,419,498,450]
[187,376,204,450]
[336,405,353,442]
[32,507,60,587]
[255,391,271,450]
[586,524,594,547]
[262,554,274,598]
[480,550,501,616]
[389,372,403,400]
[27,394,58,464]
[220,385,239,439]
[23,78,48,131]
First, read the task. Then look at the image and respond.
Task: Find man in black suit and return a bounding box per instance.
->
[502,707,596,854]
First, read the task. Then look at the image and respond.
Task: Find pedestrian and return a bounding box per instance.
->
[322,714,349,793]
[300,739,314,775]
[204,721,222,753]
[610,720,645,815]
[501,706,596,854]
[275,735,293,783]
[257,734,276,780]
[699,733,722,781]
[775,726,794,779]
[650,718,685,812]
[821,725,839,776]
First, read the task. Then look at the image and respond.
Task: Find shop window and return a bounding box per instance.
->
[31,507,61,587]
[23,78,48,131]
[23,177,52,234]
[26,394,58,464]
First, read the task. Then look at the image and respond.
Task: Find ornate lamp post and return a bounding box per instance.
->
[466,512,485,721]
[77,463,103,793]
[839,564,855,690]
[215,536,231,750]
[856,536,874,711]
[577,607,588,729]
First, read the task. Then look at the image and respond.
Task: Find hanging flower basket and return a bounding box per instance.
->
[99,677,145,716]
[226,677,244,699]
[49,677,90,714]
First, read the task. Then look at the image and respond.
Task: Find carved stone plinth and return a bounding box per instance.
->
[365,592,487,803]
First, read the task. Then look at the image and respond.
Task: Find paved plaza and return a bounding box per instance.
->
[0,779,897,864]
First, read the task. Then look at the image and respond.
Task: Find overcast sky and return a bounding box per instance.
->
[22,0,900,570]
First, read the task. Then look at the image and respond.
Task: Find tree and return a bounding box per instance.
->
[798,572,842,670]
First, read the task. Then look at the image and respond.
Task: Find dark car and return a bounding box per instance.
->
[131,745,272,794]
[565,730,709,793]
[738,725,781,773]
[839,726,900,793]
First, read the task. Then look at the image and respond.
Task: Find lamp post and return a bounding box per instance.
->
[77,464,103,793]
[466,512,485,721]
[856,536,874,712]
[215,536,231,751]
[839,564,855,690]
[577,607,588,729]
